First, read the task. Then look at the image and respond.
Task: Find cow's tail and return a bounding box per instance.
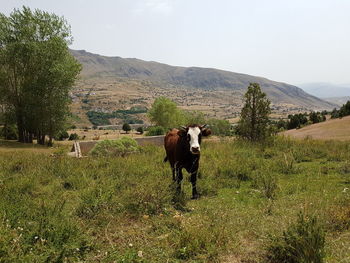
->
[163,156,168,163]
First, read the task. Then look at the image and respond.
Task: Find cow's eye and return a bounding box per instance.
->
[187,134,191,141]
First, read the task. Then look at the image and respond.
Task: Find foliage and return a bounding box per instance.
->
[68,133,79,141]
[90,137,140,157]
[309,111,326,124]
[207,118,231,136]
[184,110,206,126]
[331,100,350,119]
[267,212,325,263]
[145,126,166,136]
[0,7,81,145]
[272,111,326,132]
[147,97,185,129]
[0,137,350,261]
[136,126,144,134]
[86,107,145,126]
[122,123,131,133]
[54,130,69,141]
[237,83,271,141]
[0,124,18,140]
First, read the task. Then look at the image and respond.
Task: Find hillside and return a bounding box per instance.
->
[299,83,350,98]
[324,96,350,107]
[282,115,350,141]
[70,50,336,125]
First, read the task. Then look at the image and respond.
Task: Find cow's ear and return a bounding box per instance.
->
[177,129,187,137]
[201,128,211,137]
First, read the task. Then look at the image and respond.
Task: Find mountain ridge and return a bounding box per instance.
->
[70,49,336,123]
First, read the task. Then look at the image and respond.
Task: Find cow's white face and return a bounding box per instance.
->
[187,127,201,154]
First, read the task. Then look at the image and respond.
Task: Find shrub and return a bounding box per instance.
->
[122,123,131,133]
[136,126,144,134]
[0,124,18,140]
[90,137,140,157]
[260,174,278,199]
[55,130,69,141]
[266,212,325,263]
[207,118,231,136]
[145,126,165,136]
[68,133,79,140]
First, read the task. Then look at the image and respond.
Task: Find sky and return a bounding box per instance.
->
[1,0,350,86]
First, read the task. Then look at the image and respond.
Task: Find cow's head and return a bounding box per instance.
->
[178,125,211,154]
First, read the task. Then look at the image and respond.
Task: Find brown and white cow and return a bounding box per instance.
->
[164,125,211,199]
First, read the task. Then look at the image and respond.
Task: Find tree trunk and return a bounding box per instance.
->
[17,114,25,143]
[47,135,53,147]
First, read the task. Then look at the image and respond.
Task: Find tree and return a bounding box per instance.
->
[136,126,144,134]
[184,110,206,126]
[287,113,308,129]
[122,123,131,134]
[237,83,271,141]
[0,7,81,145]
[147,97,185,129]
[207,118,231,136]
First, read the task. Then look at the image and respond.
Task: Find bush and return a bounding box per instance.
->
[122,123,131,133]
[207,118,231,136]
[0,124,18,140]
[145,126,165,136]
[266,212,325,263]
[68,133,79,140]
[55,130,69,141]
[90,137,140,157]
[136,126,144,134]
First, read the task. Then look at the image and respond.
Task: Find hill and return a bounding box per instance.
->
[70,50,336,125]
[323,96,350,107]
[282,115,350,141]
[299,82,350,98]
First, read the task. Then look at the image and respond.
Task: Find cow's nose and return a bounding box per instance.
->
[191,147,200,153]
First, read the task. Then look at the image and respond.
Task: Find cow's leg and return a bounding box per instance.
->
[172,167,176,181]
[176,168,183,192]
[190,170,199,199]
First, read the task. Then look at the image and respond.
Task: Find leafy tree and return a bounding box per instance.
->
[288,113,308,129]
[68,133,79,141]
[136,126,144,134]
[309,112,320,124]
[184,110,206,126]
[207,118,231,136]
[237,83,271,141]
[0,7,81,145]
[0,124,18,140]
[122,123,131,134]
[147,97,185,129]
[309,111,326,124]
[54,130,69,141]
[276,118,288,130]
[145,126,165,136]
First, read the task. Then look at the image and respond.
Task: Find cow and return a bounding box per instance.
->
[164,124,211,199]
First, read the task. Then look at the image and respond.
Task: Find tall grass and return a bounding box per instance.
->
[0,137,350,262]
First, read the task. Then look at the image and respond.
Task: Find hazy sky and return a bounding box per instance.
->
[1,0,350,86]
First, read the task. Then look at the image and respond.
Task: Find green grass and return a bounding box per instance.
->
[0,137,350,262]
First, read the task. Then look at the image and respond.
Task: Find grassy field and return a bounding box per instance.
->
[283,115,350,141]
[0,137,350,262]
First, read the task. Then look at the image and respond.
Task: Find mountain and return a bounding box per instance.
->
[70,50,336,125]
[299,83,350,98]
[323,96,350,107]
